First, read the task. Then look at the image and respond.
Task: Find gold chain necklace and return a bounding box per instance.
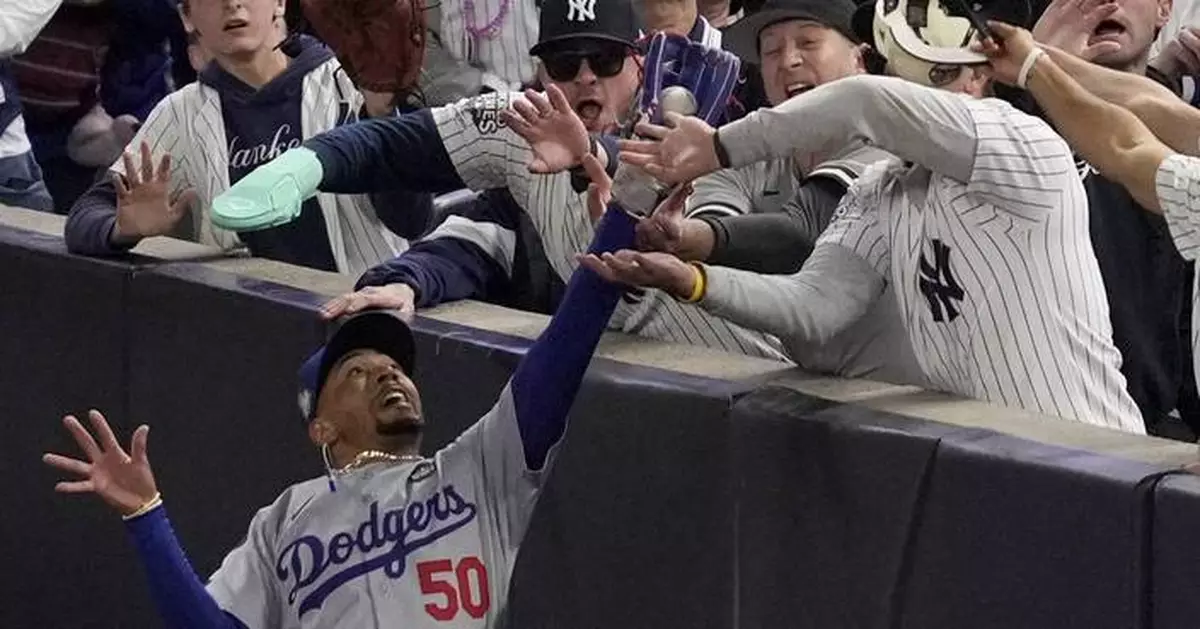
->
[336,450,424,474]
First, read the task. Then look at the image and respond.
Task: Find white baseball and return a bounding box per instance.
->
[659,86,698,117]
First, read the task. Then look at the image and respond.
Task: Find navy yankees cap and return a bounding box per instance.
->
[298,310,417,421]
[724,0,859,64]
[530,0,641,56]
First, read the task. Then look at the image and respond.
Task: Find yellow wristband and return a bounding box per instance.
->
[122,492,163,521]
[682,262,707,303]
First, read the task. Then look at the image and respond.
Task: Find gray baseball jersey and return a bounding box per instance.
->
[702,75,1143,432]
[431,91,788,361]
[207,386,537,628]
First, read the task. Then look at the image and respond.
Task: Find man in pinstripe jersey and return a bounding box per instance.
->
[61,0,432,276]
[222,0,791,362]
[603,0,1144,432]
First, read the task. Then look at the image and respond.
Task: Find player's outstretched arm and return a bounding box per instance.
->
[42,411,247,629]
[506,156,634,470]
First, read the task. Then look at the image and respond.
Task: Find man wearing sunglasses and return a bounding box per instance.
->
[212,0,789,362]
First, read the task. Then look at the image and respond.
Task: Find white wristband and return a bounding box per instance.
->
[1017,47,1046,90]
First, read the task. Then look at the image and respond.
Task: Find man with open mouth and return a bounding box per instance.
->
[212,0,791,363]
[42,152,646,627]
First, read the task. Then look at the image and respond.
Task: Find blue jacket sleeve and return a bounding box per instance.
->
[355,238,504,307]
[304,110,467,196]
[64,178,138,256]
[509,205,635,470]
[125,507,247,629]
[369,189,435,240]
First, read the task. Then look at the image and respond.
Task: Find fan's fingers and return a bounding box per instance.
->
[42,453,93,476]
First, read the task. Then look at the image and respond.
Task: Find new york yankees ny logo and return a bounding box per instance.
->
[567,0,596,22]
[918,239,964,323]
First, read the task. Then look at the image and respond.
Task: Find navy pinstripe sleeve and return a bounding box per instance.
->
[305,109,467,195]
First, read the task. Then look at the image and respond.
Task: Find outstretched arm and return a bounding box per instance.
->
[508,162,634,470]
[977,22,1174,212]
[42,412,248,629]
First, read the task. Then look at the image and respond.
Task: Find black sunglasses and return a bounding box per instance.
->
[541,46,629,82]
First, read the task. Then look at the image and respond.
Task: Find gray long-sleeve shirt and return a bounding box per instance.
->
[699,75,1143,432]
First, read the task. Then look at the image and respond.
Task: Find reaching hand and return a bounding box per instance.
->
[1031,0,1121,61]
[42,410,158,517]
[580,153,613,225]
[501,85,592,174]
[320,283,417,320]
[111,142,196,244]
[578,249,698,299]
[973,21,1042,86]
[618,113,721,184]
[1151,26,1200,82]
[635,180,693,253]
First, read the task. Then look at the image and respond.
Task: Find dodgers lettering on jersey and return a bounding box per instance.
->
[430,91,788,361]
[207,387,538,628]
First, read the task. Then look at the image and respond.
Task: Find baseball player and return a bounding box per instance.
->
[973,22,1200,400]
[602,0,1145,432]
[210,0,790,362]
[62,0,431,277]
[41,150,672,628]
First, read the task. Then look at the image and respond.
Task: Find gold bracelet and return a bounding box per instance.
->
[682,262,707,303]
[122,492,163,521]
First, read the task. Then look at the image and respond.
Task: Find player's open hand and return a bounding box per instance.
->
[501,85,592,174]
[973,21,1040,86]
[578,249,698,299]
[618,113,720,184]
[1031,0,1121,61]
[111,142,196,244]
[580,153,613,225]
[43,410,158,517]
[320,283,417,320]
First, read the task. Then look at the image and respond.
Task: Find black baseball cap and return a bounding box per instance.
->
[297,310,417,421]
[724,0,859,64]
[530,0,641,56]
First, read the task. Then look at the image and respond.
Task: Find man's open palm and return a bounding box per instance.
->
[43,410,159,517]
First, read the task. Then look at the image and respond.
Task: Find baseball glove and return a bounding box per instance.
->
[611,33,741,216]
[300,0,428,95]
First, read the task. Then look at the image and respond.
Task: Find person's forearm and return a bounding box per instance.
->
[1025,52,1171,206]
[1043,47,1200,155]
[0,0,63,57]
[64,178,138,255]
[126,507,247,629]
[700,243,884,348]
[699,213,812,273]
[303,110,467,195]
[356,238,506,307]
[508,206,632,471]
[717,75,975,182]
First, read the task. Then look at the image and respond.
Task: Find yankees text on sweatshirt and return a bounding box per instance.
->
[64,35,432,275]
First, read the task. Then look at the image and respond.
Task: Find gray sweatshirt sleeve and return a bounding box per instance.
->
[699,241,886,348]
[717,75,978,183]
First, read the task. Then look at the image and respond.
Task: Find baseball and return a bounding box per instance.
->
[659,86,698,118]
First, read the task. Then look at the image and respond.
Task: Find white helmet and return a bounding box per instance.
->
[852,0,1028,87]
